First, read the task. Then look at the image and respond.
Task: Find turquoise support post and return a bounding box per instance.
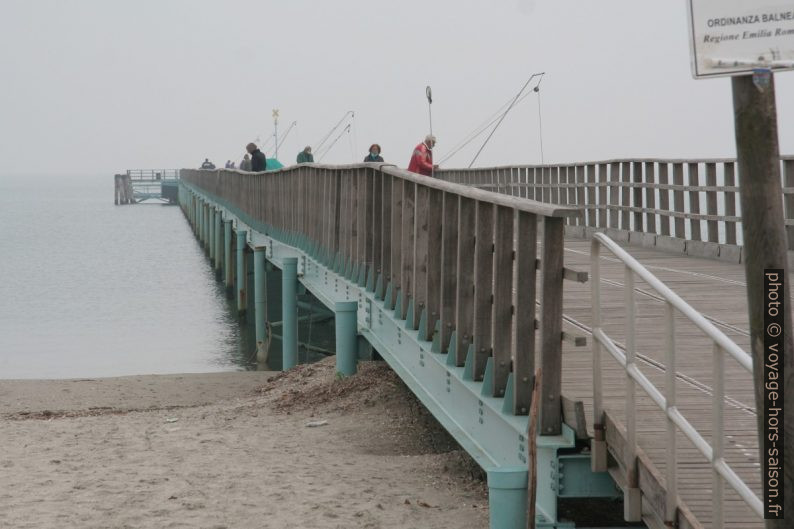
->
[197,201,203,241]
[203,203,209,248]
[209,208,216,264]
[236,229,247,316]
[224,219,233,297]
[195,199,200,236]
[281,257,298,370]
[214,210,222,275]
[254,246,268,363]
[334,301,359,376]
[486,468,528,529]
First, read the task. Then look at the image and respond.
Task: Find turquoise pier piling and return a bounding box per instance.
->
[214,209,222,275]
[281,257,298,370]
[486,468,528,529]
[197,201,203,242]
[209,208,216,264]
[334,301,359,376]
[254,246,268,363]
[224,219,233,297]
[203,203,209,248]
[194,199,200,237]
[236,229,247,316]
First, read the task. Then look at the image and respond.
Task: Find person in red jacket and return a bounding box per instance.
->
[408,135,438,176]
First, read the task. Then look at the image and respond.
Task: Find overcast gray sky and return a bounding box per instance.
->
[1,0,792,175]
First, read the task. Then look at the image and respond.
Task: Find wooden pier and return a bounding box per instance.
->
[114,169,180,204]
[175,160,791,529]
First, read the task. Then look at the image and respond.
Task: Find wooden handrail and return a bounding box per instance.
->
[182,164,579,435]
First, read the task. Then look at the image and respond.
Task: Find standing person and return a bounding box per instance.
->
[246,143,267,172]
[224,160,232,169]
[363,144,384,162]
[407,135,438,176]
[296,146,314,163]
[240,154,252,171]
[200,158,215,169]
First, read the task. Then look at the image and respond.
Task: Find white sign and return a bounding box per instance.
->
[686,1,794,78]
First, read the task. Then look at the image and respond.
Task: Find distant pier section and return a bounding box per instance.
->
[114,169,180,204]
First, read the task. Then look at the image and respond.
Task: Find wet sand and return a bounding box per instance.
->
[0,360,488,528]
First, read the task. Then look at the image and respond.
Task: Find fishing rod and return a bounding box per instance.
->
[439,88,538,165]
[272,121,297,157]
[317,124,351,161]
[468,72,544,168]
[314,110,354,153]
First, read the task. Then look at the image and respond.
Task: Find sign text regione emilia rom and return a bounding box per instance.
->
[686,0,794,78]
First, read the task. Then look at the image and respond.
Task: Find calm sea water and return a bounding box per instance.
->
[0,174,252,379]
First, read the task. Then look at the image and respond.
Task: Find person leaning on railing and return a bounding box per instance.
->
[407,135,438,176]
[239,154,252,171]
[363,144,384,162]
[297,146,314,163]
[246,143,267,172]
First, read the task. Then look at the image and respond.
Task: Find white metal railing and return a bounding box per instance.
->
[589,232,762,527]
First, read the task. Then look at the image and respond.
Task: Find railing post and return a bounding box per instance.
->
[281,257,298,370]
[590,237,607,471]
[334,301,359,376]
[514,212,537,415]
[439,191,458,354]
[664,302,677,525]
[236,229,247,316]
[473,201,495,381]
[254,246,267,364]
[539,216,564,435]
[724,162,738,245]
[623,265,641,522]
[712,343,724,529]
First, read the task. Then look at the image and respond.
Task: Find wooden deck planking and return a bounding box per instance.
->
[557,235,764,529]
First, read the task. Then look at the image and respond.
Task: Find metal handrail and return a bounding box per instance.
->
[590,232,762,526]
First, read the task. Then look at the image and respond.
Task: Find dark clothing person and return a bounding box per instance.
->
[364,153,384,162]
[200,159,215,169]
[250,149,267,172]
[297,151,314,163]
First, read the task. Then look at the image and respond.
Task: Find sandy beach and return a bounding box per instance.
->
[0,359,488,528]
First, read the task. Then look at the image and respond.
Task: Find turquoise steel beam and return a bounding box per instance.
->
[281,257,298,370]
[224,219,233,297]
[236,229,247,316]
[180,180,614,528]
[214,209,222,275]
[254,246,268,363]
[334,301,359,376]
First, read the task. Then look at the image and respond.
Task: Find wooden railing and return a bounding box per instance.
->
[437,156,794,257]
[182,164,581,435]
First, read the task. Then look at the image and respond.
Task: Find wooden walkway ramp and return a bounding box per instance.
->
[559,235,761,529]
[178,162,773,529]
